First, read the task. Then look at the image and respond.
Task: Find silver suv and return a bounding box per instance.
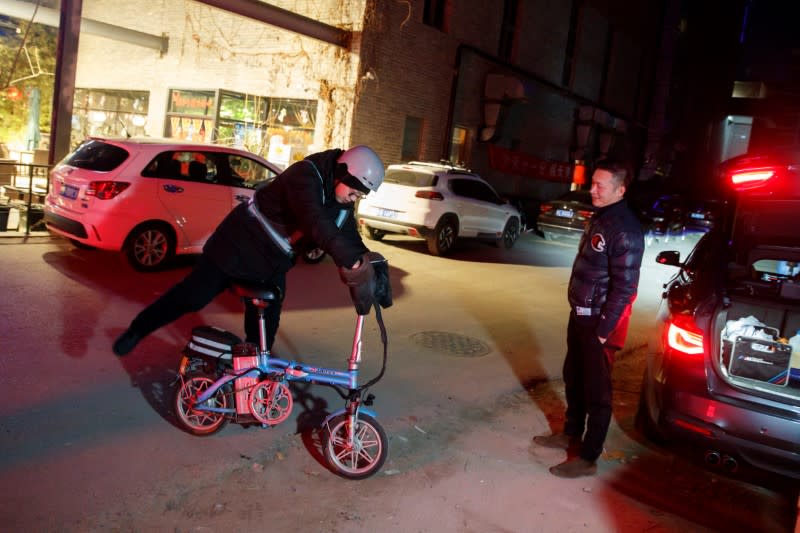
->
[356,161,522,256]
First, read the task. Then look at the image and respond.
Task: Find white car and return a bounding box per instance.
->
[44,137,280,271]
[356,161,521,255]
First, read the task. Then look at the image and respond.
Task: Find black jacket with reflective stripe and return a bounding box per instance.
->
[203,149,367,282]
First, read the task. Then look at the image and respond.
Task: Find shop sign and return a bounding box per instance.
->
[487,144,573,182]
[169,90,214,115]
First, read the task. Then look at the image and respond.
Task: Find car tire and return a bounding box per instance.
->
[494,218,520,249]
[427,216,458,256]
[364,226,386,241]
[635,369,666,445]
[125,223,175,272]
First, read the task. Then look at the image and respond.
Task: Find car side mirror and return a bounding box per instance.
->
[655,250,681,267]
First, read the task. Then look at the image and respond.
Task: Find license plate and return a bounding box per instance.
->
[375,207,397,219]
[690,212,705,220]
[60,184,79,199]
[555,209,573,218]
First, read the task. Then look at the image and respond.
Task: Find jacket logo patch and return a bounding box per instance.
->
[591,233,606,252]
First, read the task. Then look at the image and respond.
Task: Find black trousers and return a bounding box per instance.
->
[129,255,285,351]
[562,311,616,462]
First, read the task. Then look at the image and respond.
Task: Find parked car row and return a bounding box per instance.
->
[533,187,723,246]
[44,143,523,268]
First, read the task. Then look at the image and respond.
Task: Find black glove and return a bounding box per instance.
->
[364,251,393,309]
[339,256,376,315]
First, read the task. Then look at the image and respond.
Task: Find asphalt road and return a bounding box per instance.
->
[0,232,797,532]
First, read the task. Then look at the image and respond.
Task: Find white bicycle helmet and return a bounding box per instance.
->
[337,145,384,192]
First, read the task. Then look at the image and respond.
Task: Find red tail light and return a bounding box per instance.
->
[87,181,130,199]
[577,209,594,219]
[540,204,553,214]
[729,167,777,191]
[666,314,704,355]
[415,190,444,201]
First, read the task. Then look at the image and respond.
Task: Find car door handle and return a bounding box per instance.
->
[163,184,184,193]
[234,194,250,203]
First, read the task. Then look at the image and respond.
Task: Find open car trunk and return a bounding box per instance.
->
[713,244,800,400]
[715,297,800,399]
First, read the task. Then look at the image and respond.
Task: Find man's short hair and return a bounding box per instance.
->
[595,159,632,188]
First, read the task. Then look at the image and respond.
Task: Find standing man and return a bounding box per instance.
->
[533,159,644,478]
[113,145,385,356]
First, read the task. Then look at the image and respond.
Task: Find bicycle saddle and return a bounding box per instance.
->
[230,282,282,305]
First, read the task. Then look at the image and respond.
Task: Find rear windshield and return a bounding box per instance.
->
[65,140,129,172]
[384,169,436,187]
[559,190,592,203]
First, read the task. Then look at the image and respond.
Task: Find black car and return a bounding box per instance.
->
[637,147,800,480]
[682,198,723,236]
[639,194,686,246]
[536,189,595,241]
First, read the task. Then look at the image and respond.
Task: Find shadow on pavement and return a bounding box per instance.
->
[40,244,407,438]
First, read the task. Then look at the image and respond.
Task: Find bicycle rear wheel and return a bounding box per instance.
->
[173,373,228,436]
[323,413,387,479]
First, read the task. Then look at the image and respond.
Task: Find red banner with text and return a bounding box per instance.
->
[487,145,573,183]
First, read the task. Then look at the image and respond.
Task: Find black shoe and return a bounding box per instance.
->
[549,457,597,478]
[113,329,142,356]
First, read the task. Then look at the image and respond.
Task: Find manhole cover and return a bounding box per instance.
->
[410,331,491,357]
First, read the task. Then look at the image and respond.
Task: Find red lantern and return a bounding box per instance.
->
[5,86,21,100]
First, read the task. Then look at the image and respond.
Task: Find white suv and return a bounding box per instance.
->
[356,161,521,256]
[44,137,280,271]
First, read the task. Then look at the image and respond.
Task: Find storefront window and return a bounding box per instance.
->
[215,91,270,156]
[264,98,317,169]
[72,89,149,148]
[164,89,214,143]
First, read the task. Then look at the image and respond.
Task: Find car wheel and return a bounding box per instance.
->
[364,226,386,241]
[126,223,175,272]
[635,369,666,444]
[301,247,327,264]
[494,218,519,249]
[427,216,457,256]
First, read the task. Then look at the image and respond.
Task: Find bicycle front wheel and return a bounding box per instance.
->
[323,413,387,480]
[173,373,228,436]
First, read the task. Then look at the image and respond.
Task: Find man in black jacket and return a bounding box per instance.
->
[113,145,385,356]
[533,159,644,478]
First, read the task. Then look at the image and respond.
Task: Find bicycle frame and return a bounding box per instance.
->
[193,314,370,415]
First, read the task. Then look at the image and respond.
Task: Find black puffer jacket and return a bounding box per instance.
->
[567,198,644,343]
[203,149,368,282]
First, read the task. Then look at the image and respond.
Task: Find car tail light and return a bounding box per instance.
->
[577,209,593,219]
[540,204,553,214]
[87,181,130,199]
[728,167,777,191]
[415,190,444,201]
[666,314,704,355]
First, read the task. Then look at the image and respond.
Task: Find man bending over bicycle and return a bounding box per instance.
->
[113,145,386,356]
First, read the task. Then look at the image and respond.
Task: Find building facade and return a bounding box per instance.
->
[3,0,667,204]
